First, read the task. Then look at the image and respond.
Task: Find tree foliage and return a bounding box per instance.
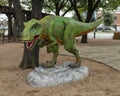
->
[19,0,32,10]
[99,0,120,10]
[69,0,101,43]
[0,0,8,6]
[103,11,114,26]
[43,0,72,16]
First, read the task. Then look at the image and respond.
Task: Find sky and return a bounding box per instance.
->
[0,14,7,21]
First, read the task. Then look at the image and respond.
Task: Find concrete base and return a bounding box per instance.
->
[27,62,89,87]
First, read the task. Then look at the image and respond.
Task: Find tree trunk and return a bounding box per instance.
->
[31,0,43,19]
[81,10,93,43]
[70,0,83,21]
[81,0,100,43]
[81,34,88,43]
[19,0,44,69]
[12,20,18,42]
[19,43,39,69]
[12,0,24,34]
[6,14,13,42]
[6,0,13,42]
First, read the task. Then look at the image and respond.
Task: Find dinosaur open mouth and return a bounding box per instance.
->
[26,35,39,49]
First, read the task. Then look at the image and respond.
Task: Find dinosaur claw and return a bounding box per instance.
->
[41,61,55,68]
[68,63,81,68]
[41,65,54,68]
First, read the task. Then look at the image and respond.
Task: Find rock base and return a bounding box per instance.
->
[27,62,89,87]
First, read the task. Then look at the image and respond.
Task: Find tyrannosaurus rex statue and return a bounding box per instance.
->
[22,16,103,68]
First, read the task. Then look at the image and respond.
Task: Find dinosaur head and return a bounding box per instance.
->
[22,19,42,49]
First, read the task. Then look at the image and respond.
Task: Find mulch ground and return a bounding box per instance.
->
[0,38,120,96]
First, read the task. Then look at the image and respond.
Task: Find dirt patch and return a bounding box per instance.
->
[0,39,120,96]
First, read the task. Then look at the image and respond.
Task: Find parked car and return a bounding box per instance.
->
[95,24,116,32]
[103,26,115,32]
[95,24,104,31]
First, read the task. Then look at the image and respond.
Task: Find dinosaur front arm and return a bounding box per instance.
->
[38,39,49,48]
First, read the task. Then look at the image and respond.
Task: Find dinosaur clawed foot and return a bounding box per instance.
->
[41,60,56,68]
[68,63,81,68]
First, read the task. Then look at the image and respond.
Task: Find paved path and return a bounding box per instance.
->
[61,45,120,71]
[88,33,113,39]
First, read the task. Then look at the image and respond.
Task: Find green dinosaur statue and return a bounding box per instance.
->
[22,16,103,68]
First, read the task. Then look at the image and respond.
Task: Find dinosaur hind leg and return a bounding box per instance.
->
[64,44,81,68]
[42,44,59,68]
[63,30,81,68]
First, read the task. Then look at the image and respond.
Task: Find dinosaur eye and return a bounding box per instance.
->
[31,23,41,29]
[30,23,41,34]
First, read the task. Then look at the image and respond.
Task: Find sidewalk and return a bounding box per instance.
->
[78,45,120,71]
[61,44,120,71]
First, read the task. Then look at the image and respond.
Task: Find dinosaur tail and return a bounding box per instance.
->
[76,17,104,37]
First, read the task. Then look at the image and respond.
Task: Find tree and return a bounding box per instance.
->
[70,0,84,21]
[69,0,100,43]
[0,0,44,69]
[103,11,114,26]
[81,0,100,43]
[70,0,120,43]
[0,0,8,5]
[99,0,120,10]
[0,0,13,41]
[19,0,44,69]
[31,0,43,19]
[44,0,72,16]
[12,0,24,36]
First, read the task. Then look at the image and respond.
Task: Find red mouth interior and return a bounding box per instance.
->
[26,35,39,49]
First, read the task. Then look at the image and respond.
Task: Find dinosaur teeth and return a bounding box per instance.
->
[26,35,39,49]
[26,41,34,49]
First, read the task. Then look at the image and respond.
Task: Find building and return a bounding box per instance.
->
[113,7,120,26]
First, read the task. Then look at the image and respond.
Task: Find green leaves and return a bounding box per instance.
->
[99,0,120,10]
[0,0,8,5]
[103,11,114,26]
